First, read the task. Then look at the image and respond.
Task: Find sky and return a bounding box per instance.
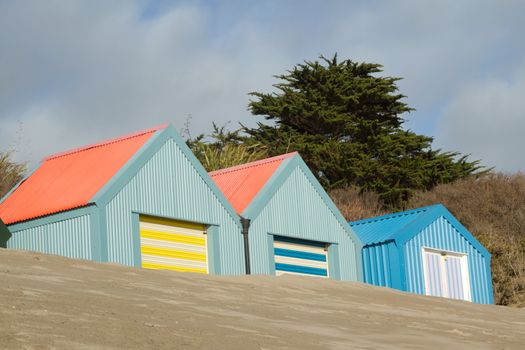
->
[0,0,524,172]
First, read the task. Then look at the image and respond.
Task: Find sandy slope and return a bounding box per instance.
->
[1,249,524,350]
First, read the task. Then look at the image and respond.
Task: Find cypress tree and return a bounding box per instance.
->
[245,55,482,207]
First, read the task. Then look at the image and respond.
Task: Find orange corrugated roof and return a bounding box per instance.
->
[209,152,297,214]
[0,125,166,225]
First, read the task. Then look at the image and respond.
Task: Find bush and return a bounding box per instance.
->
[0,151,26,199]
[186,122,268,172]
[192,143,268,172]
[409,173,525,306]
[329,187,387,222]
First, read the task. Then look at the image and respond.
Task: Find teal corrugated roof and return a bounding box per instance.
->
[349,205,439,245]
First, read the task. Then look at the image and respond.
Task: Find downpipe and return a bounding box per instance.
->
[240,217,251,275]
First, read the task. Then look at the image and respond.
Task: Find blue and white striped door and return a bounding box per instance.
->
[445,255,466,300]
[423,251,445,298]
[273,236,328,277]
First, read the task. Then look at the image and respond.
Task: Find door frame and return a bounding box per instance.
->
[421,247,472,302]
[132,212,218,274]
[270,233,331,278]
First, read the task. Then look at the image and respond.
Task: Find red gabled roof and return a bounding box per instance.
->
[0,124,166,225]
[209,152,297,214]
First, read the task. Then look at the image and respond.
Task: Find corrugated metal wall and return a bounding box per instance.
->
[404,216,492,304]
[104,138,245,274]
[362,242,393,287]
[248,167,360,281]
[7,211,92,260]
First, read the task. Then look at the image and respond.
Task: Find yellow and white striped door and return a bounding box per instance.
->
[139,216,208,274]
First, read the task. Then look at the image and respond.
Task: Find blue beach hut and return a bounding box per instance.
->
[350,204,493,304]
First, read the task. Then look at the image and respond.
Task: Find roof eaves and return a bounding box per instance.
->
[3,203,94,226]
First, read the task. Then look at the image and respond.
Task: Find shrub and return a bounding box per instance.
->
[192,142,268,172]
[329,187,387,222]
[409,173,525,306]
[0,151,26,199]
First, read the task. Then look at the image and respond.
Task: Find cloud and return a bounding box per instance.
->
[0,0,523,172]
[0,2,249,160]
[0,1,304,166]
[435,63,525,172]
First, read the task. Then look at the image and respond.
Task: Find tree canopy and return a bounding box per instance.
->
[243,55,482,206]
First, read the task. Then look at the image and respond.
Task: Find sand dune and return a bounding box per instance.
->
[1,249,524,349]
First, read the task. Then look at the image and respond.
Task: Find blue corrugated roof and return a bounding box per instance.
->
[349,205,440,245]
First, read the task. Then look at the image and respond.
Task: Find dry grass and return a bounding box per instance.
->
[330,173,525,306]
[329,187,387,221]
[409,173,525,306]
[0,151,26,199]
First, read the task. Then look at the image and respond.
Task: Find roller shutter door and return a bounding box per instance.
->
[273,236,328,277]
[139,216,208,274]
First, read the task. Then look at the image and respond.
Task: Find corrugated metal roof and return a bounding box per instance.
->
[0,125,166,225]
[209,152,297,214]
[349,205,438,245]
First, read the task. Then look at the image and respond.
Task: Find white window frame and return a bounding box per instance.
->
[421,247,472,302]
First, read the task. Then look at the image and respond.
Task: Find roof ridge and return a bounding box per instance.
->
[209,152,298,177]
[43,124,168,162]
[349,204,440,226]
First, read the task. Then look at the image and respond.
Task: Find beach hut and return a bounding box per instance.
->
[210,152,362,281]
[350,204,493,304]
[0,124,245,275]
[0,218,10,248]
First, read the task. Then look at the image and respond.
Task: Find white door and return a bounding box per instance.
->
[423,250,446,298]
[445,255,470,300]
[422,249,471,301]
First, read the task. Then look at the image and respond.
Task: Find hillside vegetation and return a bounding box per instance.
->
[330,173,525,307]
